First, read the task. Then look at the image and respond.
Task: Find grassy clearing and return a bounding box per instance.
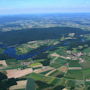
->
[83,68,90,79]
[65,70,83,80]
[0,48,4,54]
[69,60,81,67]
[40,70,52,75]
[50,57,67,68]
[30,63,42,67]
[24,73,64,86]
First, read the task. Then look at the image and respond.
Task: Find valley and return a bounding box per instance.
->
[0,14,90,90]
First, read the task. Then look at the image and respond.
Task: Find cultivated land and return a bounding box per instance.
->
[0,14,90,90]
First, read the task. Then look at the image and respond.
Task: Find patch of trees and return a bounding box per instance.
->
[0,27,89,45]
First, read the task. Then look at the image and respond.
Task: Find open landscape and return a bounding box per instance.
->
[0,0,90,90]
[0,13,90,90]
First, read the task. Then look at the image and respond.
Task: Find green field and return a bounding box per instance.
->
[69,60,81,67]
[65,70,83,80]
[50,57,67,68]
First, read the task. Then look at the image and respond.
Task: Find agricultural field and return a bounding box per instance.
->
[0,13,90,90]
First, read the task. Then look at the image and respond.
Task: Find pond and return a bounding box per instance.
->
[0,38,85,60]
[2,45,55,60]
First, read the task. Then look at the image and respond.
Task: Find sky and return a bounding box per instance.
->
[0,0,90,15]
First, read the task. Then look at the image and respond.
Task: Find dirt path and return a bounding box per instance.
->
[68,67,82,70]
[34,66,54,73]
[45,69,56,76]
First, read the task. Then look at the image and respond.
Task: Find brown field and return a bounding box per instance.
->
[9,80,27,90]
[0,60,7,66]
[7,68,33,78]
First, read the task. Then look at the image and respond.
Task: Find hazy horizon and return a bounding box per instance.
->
[0,0,90,15]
